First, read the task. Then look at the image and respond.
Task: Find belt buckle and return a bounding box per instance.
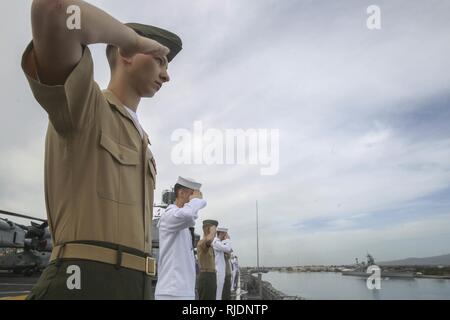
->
[145,256,156,276]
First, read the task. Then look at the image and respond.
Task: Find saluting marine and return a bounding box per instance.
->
[155,177,207,300]
[21,0,181,299]
[196,219,218,300]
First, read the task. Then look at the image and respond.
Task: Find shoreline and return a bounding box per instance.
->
[266,269,450,280]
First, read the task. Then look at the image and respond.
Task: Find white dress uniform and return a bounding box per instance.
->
[155,177,206,300]
[231,257,239,291]
[213,236,232,300]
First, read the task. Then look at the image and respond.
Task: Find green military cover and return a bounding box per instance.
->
[125,23,182,62]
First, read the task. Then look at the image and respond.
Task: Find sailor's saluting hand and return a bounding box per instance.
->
[189,190,203,201]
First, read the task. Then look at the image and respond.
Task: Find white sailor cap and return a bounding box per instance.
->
[176,176,202,191]
[217,227,228,233]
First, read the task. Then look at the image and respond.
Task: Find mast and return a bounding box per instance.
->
[256,200,263,299]
[256,200,260,272]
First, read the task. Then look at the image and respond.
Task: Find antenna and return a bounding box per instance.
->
[0,209,47,223]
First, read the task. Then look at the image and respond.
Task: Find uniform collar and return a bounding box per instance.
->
[102,89,151,145]
[102,89,133,120]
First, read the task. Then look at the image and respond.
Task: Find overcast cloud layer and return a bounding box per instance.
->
[1,0,449,266]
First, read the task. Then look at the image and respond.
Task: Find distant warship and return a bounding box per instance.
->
[342,254,414,278]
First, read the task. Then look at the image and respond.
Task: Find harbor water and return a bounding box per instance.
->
[263,271,450,300]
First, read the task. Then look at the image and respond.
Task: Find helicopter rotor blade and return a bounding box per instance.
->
[0,209,47,223]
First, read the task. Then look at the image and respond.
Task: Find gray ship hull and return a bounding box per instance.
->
[342,271,415,278]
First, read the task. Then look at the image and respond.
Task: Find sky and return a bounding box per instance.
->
[0,0,450,266]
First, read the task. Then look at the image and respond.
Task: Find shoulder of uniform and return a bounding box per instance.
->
[164,204,176,213]
[197,239,206,248]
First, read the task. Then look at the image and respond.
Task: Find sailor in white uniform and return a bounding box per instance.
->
[155,176,207,300]
[231,255,240,291]
[213,227,232,300]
